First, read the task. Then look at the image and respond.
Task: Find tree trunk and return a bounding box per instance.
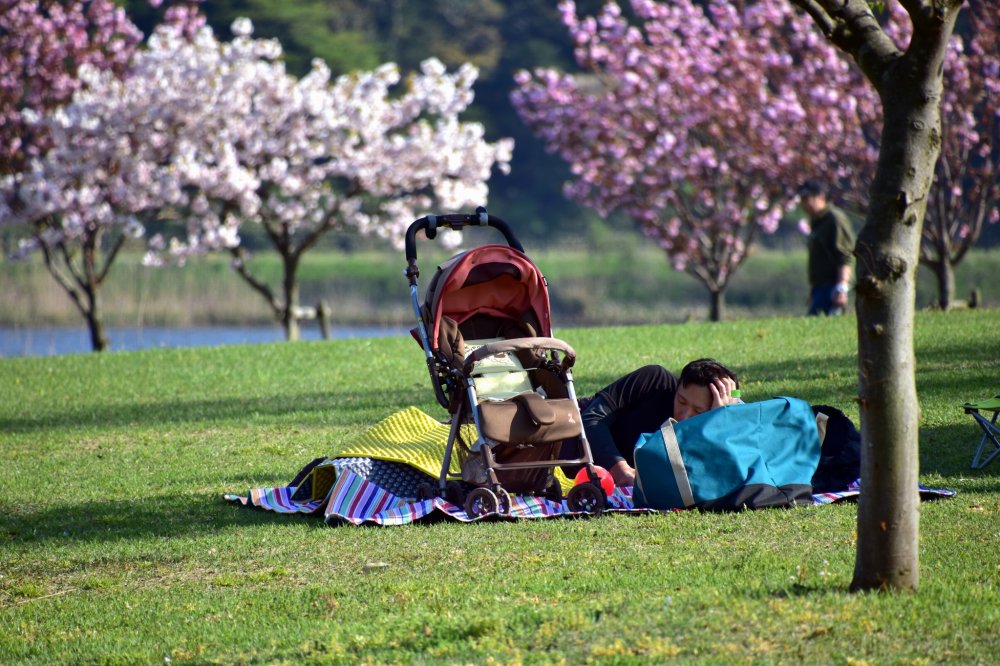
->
[39,236,110,352]
[84,285,109,352]
[920,234,956,310]
[934,258,955,310]
[708,288,725,322]
[281,251,301,342]
[851,36,953,594]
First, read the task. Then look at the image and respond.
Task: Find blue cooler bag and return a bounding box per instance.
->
[632,397,821,511]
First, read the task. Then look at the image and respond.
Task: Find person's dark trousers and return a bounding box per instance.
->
[809,284,845,316]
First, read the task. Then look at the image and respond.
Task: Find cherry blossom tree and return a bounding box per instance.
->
[0,0,142,176]
[0,0,143,351]
[917,0,998,309]
[789,0,964,592]
[139,18,513,340]
[2,12,511,350]
[512,0,875,321]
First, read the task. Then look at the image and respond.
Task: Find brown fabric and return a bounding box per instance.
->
[512,391,556,425]
[437,315,465,369]
[490,444,560,494]
[458,313,509,340]
[464,262,523,287]
[462,337,576,374]
[479,397,582,445]
[532,369,569,400]
[496,319,570,399]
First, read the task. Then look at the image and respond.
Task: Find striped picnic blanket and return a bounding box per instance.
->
[225,466,956,526]
[224,407,956,525]
[226,468,650,525]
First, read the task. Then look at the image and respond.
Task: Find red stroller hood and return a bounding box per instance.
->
[427,244,552,351]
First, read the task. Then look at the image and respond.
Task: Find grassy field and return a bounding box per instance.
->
[2,243,997,328]
[1,310,999,664]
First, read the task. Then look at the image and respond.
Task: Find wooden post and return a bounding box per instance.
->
[317,300,331,339]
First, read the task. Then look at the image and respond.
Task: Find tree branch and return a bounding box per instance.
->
[289,181,358,260]
[792,0,839,38]
[228,246,281,316]
[58,236,88,294]
[39,238,86,318]
[789,0,902,87]
[898,0,962,32]
[95,231,127,286]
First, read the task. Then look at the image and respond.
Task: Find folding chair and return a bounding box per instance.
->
[963,395,1000,469]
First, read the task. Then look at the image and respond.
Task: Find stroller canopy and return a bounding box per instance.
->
[425,244,552,350]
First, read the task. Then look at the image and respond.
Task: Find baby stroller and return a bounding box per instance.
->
[404,207,607,516]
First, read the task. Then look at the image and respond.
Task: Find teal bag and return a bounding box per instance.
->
[632,397,821,511]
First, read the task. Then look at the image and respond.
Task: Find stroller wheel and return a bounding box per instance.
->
[494,487,512,515]
[567,482,606,514]
[464,487,500,517]
[415,482,438,501]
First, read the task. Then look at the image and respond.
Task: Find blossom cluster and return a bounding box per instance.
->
[912,1,999,259]
[0,0,142,174]
[1,15,513,265]
[512,0,876,292]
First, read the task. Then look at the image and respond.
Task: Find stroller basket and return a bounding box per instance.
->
[404,207,607,515]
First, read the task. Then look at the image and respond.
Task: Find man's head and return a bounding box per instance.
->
[797,178,828,217]
[674,358,739,422]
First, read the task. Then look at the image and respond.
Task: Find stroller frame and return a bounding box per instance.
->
[404,207,607,515]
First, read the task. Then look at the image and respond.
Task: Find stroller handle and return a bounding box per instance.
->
[462,337,577,374]
[405,207,524,266]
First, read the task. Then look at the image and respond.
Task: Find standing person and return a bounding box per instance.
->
[798,179,855,316]
[574,359,741,487]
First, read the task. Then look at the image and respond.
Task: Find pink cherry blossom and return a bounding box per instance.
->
[512,0,875,320]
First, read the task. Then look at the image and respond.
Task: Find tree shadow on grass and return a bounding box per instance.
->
[740,338,997,404]
[0,491,323,546]
[1,386,434,435]
[920,423,1000,478]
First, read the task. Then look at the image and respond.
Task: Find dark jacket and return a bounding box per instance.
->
[807,204,855,287]
[582,365,678,467]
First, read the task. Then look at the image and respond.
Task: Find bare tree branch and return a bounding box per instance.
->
[96,232,127,286]
[39,238,86,318]
[789,0,902,86]
[228,246,281,316]
[57,235,87,294]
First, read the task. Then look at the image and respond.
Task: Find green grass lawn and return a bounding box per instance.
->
[1,311,998,664]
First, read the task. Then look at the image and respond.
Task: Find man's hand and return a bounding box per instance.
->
[832,283,849,308]
[708,375,740,409]
[608,460,636,487]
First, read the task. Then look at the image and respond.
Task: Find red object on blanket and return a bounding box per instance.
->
[574,465,614,496]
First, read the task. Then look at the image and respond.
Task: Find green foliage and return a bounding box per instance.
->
[1,312,999,662]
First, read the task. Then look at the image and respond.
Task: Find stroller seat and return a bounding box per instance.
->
[464,338,534,400]
[463,336,583,447]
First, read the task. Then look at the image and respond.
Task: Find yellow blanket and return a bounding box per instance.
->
[334,406,573,494]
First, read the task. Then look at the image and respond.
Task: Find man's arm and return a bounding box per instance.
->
[833,263,852,307]
[832,211,854,307]
[580,395,632,486]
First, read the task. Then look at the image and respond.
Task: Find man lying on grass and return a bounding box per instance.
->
[572,359,741,487]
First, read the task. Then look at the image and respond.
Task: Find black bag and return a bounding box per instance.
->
[810,405,862,493]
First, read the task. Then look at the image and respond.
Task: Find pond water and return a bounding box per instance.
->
[0,325,412,358]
